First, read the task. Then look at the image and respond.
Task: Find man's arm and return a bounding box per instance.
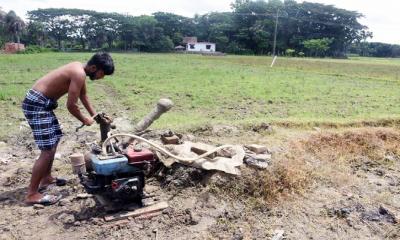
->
[67,74,92,125]
[79,83,96,117]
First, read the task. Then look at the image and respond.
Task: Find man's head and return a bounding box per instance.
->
[85,52,114,80]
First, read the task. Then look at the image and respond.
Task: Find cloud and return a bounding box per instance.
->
[298,0,399,44]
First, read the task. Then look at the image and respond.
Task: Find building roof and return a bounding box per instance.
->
[196,42,215,45]
[183,37,197,44]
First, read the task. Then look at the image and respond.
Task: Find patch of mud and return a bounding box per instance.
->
[112,116,135,133]
[158,164,209,189]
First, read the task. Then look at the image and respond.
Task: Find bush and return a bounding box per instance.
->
[285,48,296,57]
[18,45,58,54]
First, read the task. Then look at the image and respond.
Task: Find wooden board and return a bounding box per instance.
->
[104,201,168,222]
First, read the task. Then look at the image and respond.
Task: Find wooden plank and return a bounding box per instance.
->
[104,201,168,222]
[135,211,162,220]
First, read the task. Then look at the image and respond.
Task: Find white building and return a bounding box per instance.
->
[186,42,216,52]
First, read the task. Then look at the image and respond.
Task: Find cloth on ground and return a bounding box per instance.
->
[157,141,244,175]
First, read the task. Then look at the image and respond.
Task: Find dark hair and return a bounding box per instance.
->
[87,52,115,75]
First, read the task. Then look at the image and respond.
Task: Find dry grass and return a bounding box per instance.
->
[212,148,313,206]
[303,127,400,163]
[213,127,400,206]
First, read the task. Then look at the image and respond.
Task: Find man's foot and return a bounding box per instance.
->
[25,193,62,206]
[39,177,67,192]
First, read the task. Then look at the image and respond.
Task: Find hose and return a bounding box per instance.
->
[101,133,233,164]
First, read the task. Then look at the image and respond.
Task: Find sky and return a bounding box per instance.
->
[0,0,398,44]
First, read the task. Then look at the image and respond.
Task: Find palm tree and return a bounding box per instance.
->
[5,10,25,44]
[0,7,6,30]
[0,7,7,47]
[0,7,6,21]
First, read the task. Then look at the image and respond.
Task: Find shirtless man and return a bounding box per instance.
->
[22,52,114,205]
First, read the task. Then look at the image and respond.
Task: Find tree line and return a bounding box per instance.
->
[0,0,399,57]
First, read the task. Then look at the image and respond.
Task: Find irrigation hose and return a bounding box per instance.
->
[101,133,234,164]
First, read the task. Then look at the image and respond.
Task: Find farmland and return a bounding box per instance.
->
[1,53,400,139]
[1,53,400,239]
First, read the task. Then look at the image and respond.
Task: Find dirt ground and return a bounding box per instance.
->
[0,118,399,240]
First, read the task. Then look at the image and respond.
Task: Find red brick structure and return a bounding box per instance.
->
[3,42,25,54]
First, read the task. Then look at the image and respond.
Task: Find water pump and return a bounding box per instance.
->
[74,112,159,203]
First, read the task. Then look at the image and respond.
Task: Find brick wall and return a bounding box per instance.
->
[3,42,25,54]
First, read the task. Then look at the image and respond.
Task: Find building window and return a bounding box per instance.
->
[189,44,195,49]
[206,45,211,50]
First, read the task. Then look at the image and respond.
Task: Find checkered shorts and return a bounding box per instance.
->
[22,89,63,150]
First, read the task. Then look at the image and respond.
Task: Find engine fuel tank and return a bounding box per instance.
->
[126,148,155,165]
[90,155,139,175]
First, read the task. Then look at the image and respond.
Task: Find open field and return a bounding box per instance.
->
[0,53,400,239]
[1,53,400,139]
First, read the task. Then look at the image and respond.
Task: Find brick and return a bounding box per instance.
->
[161,135,180,144]
[190,142,217,158]
[246,144,268,154]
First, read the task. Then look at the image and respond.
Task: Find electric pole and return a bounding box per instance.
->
[272,9,279,56]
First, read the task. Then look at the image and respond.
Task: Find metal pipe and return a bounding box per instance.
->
[134,98,174,133]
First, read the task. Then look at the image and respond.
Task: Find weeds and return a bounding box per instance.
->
[212,128,400,206]
[303,128,400,163]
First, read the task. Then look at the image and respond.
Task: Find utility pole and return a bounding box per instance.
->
[270,9,279,67]
[272,9,279,57]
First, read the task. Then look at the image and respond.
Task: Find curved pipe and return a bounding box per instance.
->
[102,133,233,164]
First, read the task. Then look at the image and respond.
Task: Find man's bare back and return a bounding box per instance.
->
[32,62,86,100]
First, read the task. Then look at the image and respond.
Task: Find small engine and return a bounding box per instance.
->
[76,113,157,203]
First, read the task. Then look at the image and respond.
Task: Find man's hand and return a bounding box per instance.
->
[83,117,94,126]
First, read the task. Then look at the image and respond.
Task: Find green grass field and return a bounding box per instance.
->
[1,53,400,139]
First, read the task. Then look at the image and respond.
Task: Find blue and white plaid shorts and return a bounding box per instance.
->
[22,89,63,150]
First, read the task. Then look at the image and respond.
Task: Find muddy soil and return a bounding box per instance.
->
[0,121,399,240]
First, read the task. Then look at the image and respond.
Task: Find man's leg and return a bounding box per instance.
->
[39,144,58,187]
[25,147,57,203]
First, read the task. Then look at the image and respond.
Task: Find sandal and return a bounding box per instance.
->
[26,194,62,206]
[38,177,68,192]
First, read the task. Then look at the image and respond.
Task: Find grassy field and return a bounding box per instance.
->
[1,52,400,139]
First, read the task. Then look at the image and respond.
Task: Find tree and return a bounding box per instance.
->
[25,21,47,47]
[303,38,333,57]
[5,10,25,43]
[195,12,234,52]
[131,15,173,52]
[0,7,6,46]
[153,12,195,45]
[0,7,5,23]
[23,2,371,56]
[28,9,74,49]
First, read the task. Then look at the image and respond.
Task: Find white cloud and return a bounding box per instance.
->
[297,0,400,44]
[0,0,398,44]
